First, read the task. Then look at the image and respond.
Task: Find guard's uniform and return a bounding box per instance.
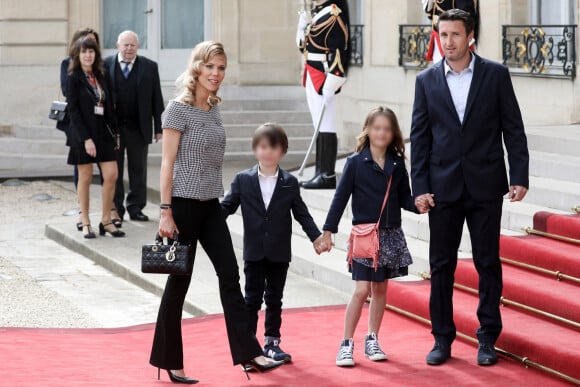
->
[423,0,479,63]
[296,0,350,189]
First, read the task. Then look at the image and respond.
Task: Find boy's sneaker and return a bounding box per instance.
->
[336,339,355,367]
[364,333,388,361]
[263,337,292,363]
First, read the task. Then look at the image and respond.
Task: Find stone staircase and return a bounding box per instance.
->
[227,124,580,295]
[0,86,315,178]
[148,85,314,168]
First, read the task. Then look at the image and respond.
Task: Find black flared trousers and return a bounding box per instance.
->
[149,198,263,369]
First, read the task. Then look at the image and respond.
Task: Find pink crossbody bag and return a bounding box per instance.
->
[347,176,393,271]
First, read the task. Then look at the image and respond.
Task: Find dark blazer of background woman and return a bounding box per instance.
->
[66,70,117,148]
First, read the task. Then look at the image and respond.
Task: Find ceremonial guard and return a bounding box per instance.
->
[423,0,479,63]
[296,0,351,189]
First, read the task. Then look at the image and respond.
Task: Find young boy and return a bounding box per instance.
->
[221,123,326,363]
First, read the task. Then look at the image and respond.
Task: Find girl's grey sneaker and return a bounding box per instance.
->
[263,337,292,363]
[364,333,388,361]
[336,339,355,367]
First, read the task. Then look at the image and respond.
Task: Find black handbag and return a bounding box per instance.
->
[48,101,68,122]
[141,233,193,275]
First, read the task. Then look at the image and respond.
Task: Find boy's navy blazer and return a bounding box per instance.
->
[410,54,529,202]
[221,165,321,263]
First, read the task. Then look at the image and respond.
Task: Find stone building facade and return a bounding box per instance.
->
[0,0,578,151]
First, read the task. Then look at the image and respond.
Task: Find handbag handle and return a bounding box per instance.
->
[155,231,180,245]
[375,176,393,227]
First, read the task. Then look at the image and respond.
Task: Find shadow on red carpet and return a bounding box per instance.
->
[0,305,567,387]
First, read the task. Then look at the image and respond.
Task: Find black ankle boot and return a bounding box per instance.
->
[301,133,337,189]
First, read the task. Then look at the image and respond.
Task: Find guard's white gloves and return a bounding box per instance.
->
[296,12,312,47]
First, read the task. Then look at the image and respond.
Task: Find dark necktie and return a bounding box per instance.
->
[121,61,130,78]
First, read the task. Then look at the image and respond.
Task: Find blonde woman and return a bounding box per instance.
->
[149,41,283,384]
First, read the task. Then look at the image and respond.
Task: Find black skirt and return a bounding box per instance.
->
[349,260,409,282]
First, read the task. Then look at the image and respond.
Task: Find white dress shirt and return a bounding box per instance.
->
[258,166,279,209]
[117,53,135,73]
[444,53,475,123]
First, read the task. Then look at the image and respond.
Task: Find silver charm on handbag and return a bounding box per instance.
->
[165,243,177,262]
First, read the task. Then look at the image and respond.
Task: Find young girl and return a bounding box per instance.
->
[320,106,419,367]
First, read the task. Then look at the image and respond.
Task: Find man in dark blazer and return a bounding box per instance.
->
[410,9,529,367]
[104,30,164,223]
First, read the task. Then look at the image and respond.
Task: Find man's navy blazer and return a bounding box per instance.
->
[410,55,529,202]
[104,54,164,144]
[221,165,321,262]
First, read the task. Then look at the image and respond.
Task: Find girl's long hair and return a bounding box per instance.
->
[68,36,103,75]
[176,41,227,107]
[355,106,406,158]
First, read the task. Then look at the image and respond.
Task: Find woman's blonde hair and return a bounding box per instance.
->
[355,106,406,158]
[176,41,227,107]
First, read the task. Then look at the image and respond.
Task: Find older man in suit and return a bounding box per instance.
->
[104,30,164,223]
[410,9,529,367]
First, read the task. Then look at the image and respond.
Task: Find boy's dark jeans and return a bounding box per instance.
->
[244,258,289,339]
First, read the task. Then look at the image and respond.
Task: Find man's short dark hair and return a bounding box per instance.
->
[438,9,475,36]
[252,123,289,154]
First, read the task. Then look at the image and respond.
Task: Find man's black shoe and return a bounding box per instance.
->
[129,211,149,221]
[426,342,451,365]
[477,343,498,366]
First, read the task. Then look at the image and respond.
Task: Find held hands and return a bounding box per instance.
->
[154,133,163,143]
[313,231,334,255]
[158,210,179,238]
[415,193,435,214]
[84,138,97,158]
[508,185,528,202]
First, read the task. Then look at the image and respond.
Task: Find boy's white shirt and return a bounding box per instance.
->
[258,165,279,209]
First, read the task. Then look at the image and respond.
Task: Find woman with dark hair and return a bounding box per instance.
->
[150,40,282,384]
[59,28,106,230]
[66,37,124,239]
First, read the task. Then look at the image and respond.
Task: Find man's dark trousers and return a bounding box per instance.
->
[114,121,148,217]
[428,186,503,346]
[244,258,289,338]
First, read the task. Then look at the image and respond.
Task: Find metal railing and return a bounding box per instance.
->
[399,24,432,70]
[502,24,577,79]
[350,24,364,66]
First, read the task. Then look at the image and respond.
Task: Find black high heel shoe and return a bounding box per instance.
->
[99,222,126,237]
[110,208,122,228]
[157,368,199,384]
[240,358,284,380]
[76,211,83,231]
[82,224,96,239]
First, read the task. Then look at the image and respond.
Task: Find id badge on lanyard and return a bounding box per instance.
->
[94,82,104,116]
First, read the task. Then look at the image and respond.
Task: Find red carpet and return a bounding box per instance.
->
[533,212,580,240]
[382,217,580,384]
[0,305,565,387]
[454,259,580,323]
[499,235,580,278]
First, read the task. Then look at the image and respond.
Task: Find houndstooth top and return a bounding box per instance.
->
[162,100,226,200]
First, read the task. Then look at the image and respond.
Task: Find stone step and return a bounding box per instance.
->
[0,152,65,171]
[219,99,308,112]
[0,137,67,154]
[226,211,427,295]
[526,176,580,210]
[148,150,312,168]
[219,85,306,101]
[220,110,311,125]
[224,123,313,138]
[5,125,63,140]
[225,136,311,153]
[529,150,580,183]
[526,125,580,157]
